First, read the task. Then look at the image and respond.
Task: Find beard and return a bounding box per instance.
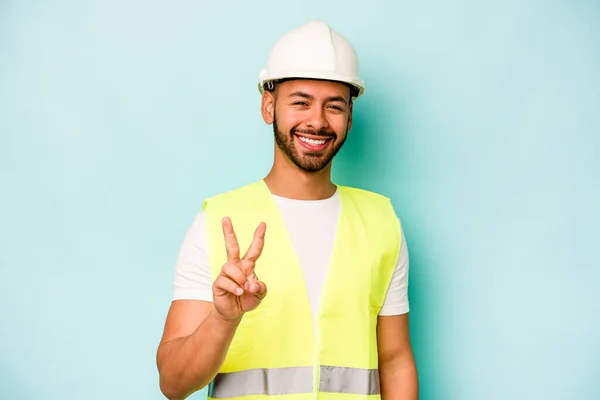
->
[273,114,347,173]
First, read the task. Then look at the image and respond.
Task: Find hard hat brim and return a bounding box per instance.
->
[258,70,365,99]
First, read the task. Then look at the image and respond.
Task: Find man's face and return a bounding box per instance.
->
[263,79,353,173]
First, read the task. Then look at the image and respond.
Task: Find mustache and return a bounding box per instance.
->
[291,128,336,139]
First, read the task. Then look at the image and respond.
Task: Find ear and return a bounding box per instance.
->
[347,101,354,132]
[261,91,275,125]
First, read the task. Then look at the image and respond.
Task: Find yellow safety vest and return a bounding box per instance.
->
[202,179,401,400]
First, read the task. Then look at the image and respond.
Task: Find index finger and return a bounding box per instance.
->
[222,217,240,262]
[242,222,266,263]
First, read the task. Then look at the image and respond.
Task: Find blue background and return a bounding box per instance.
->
[1,1,599,399]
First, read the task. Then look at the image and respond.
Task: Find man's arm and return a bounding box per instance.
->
[156,300,241,400]
[157,215,267,400]
[157,211,235,400]
[377,222,418,398]
[377,313,419,400]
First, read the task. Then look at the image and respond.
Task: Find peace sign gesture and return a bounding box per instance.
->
[212,217,268,322]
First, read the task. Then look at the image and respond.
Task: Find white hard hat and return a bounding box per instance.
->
[258,20,365,99]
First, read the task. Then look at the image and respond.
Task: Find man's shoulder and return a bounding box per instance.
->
[338,185,400,223]
[338,184,393,205]
[203,180,261,203]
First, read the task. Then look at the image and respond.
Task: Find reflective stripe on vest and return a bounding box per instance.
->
[320,365,381,395]
[209,366,380,398]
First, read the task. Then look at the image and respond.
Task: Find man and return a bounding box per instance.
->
[156,20,418,400]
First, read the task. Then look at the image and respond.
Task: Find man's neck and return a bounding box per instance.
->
[263,162,337,201]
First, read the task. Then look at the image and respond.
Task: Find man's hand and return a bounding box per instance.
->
[212,217,268,322]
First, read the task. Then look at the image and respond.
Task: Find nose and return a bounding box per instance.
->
[306,106,329,131]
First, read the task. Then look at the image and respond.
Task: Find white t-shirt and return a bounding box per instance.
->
[172,190,410,317]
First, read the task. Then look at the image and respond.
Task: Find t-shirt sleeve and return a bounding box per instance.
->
[171,212,214,302]
[378,221,410,316]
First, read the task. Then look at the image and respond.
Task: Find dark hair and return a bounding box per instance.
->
[263,78,359,100]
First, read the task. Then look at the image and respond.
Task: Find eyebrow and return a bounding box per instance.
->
[288,91,349,104]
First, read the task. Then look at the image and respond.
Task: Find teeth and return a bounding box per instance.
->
[299,136,327,146]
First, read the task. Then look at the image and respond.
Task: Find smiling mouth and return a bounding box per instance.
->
[298,136,328,145]
[294,134,333,151]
